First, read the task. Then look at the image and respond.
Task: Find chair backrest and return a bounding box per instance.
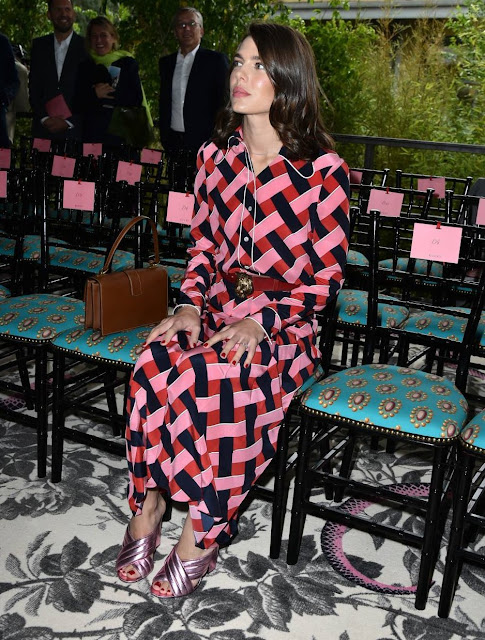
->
[395,170,473,222]
[364,212,485,392]
[349,167,389,209]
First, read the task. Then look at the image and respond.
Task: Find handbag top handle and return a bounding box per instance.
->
[101,216,160,275]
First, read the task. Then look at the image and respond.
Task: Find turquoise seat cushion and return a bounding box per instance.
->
[347,250,369,267]
[0,294,85,342]
[460,410,485,451]
[402,306,484,343]
[22,235,67,260]
[336,289,409,328]
[379,258,443,278]
[20,235,134,273]
[52,325,155,365]
[0,236,17,256]
[51,247,134,273]
[300,364,468,442]
[164,264,186,290]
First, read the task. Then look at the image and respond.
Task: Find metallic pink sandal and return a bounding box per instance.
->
[116,523,162,583]
[150,544,219,598]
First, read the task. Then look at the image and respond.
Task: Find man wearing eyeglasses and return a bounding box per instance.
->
[159,7,228,184]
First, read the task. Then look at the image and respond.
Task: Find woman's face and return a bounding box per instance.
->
[230,37,275,118]
[90,24,116,56]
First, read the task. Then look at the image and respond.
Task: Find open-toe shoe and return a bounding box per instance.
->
[116,522,162,583]
[150,544,218,598]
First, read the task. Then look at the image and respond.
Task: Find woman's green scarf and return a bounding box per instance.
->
[90,48,153,127]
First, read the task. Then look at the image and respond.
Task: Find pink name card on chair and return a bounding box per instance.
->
[116,160,142,185]
[0,149,12,169]
[0,171,7,198]
[367,189,404,217]
[141,148,162,164]
[475,199,485,226]
[410,222,462,264]
[52,155,76,178]
[166,191,195,226]
[350,170,363,184]
[33,138,52,153]
[82,143,102,158]
[417,177,446,199]
[63,180,95,211]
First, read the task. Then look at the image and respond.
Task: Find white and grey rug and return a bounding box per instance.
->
[1,368,485,640]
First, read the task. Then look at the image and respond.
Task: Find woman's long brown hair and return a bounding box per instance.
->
[213,22,334,160]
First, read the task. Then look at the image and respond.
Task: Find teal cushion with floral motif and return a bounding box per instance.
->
[336,289,409,328]
[0,236,17,256]
[50,247,134,273]
[300,364,468,442]
[0,294,84,343]
[164,264,186,290]
[379,258,443,278]
[52,325,154,365]
[21,236,134,273]
[347,250,369,267]
[22,235,67,260]
[460,410,485,452]
[402,307,485,343]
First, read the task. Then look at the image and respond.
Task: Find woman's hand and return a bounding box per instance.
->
[94,82,115,99]
[144,306,201,348]
[204,318,265,367]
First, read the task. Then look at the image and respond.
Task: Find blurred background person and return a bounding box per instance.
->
[6,45,30,145]
[29,0,88,142]
[0,32,19,148]
[159,7,228,186]
[76,16,152,147]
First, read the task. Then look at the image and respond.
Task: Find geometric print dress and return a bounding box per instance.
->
[126,128,350,549]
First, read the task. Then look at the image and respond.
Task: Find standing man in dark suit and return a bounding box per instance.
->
[29,0,89,141]
[159,7,228,160]
[0,33,19,148]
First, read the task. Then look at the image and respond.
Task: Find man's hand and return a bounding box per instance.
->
[43,117,69,133]
[94,83,115,99]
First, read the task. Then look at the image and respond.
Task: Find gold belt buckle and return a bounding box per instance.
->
[235,272,254,299]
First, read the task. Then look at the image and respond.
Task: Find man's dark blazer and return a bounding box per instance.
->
[159,46,228,151]
[29,32,89,140]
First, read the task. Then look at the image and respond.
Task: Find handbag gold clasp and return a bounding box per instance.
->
[235,272,254,299]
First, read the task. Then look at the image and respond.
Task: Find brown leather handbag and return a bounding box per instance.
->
[84,216,168,335]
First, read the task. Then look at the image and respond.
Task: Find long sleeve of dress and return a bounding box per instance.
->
[178,137,350,337]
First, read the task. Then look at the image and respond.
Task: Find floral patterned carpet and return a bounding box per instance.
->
[1,384,485,640]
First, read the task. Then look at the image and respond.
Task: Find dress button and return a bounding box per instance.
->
[248,206,253,212]
[244,236,250,242]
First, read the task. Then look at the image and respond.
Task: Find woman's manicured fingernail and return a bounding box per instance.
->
[221,352,226,358]
[203,342,209,347]
[244,363,249,368]
[231,360,236,365]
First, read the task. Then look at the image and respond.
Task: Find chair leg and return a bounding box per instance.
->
[16,348,34,410]
[333,429,356,502]
[438,453,475,618]
[270,416,291,559]
[415,445,450,609]
[287,413,313,565]
[51,350,66,483]
[35,345,48,478]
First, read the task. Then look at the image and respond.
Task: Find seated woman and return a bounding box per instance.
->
[116,21,350,598]
[76,16,151,146]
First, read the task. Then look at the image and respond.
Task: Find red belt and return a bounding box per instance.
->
[223,270,299,298]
